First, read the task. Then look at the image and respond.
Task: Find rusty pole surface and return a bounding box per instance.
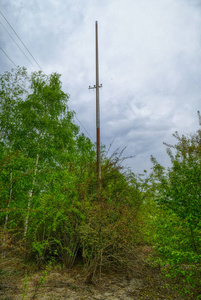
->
[89,21,102,186]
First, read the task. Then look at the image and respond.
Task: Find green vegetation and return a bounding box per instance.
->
[0,67,142,278]
[141,131,201,298]
[0,67,200,298]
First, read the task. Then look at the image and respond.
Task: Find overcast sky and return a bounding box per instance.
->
[1,0,201,174]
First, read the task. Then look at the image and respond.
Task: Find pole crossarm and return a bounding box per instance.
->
[89,84,102,89]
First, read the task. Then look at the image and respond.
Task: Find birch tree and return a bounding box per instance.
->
[0,68,79,237]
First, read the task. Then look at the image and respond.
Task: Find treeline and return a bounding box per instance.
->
[144,130,201,297]
[0,67,143,279]
[0,67,200,297]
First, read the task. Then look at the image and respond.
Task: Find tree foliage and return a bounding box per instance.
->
[149,130,201,297]
[0,68,143,279]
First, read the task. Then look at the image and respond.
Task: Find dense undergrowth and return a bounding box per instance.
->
[0,67,201,298]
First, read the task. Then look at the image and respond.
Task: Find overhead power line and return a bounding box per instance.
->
[0,10,43,72]
[0,47,17,67]
[0,11,94,143]
[74,114,95,143]
[0,21,37,70]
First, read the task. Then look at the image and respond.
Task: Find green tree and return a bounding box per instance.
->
[0,67,32,234]
[0,67,143,279]
[151,130,201,254]
[150,129,201,297]
[0,67,92,237]
[0,67,97,268]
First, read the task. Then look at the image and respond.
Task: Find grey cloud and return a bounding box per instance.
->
[1,0,201,174]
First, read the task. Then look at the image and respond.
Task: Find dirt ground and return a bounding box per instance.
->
[0,246,195,300]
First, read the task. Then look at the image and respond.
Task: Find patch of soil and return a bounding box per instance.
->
[0,246,194,300]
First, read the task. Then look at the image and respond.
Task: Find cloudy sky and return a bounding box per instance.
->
[1,0,201,174]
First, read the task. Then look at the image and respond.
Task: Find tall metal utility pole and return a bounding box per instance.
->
[89,21,102,186]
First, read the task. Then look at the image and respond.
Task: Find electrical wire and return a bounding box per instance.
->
[74,114,95,143]
[0,10,43,72]
[0,21,37,70]
[0,11,94,143]
[0,47,17,67]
